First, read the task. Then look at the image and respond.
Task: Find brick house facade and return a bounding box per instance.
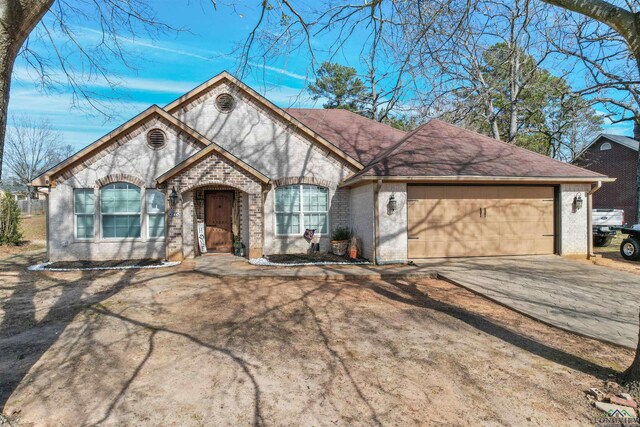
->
[573,135,639,223]
[34,71,609,263]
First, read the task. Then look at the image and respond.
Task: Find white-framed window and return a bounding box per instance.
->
[146,189,166,239]
[74,188,94,239]
[100,182,141,238]
[275,185,328,235]
[600,142,612,151]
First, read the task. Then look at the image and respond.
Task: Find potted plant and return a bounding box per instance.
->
[233,235,245,257]
[331,226,352,256]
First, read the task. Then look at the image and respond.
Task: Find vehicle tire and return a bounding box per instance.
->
[594,235,613,247]
[621,238,640,261]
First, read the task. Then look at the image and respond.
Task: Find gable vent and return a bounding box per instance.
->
[147,128,167,150]
[216,93,235,113]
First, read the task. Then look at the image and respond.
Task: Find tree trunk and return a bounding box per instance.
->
[0,0,55,180]
[635,119,640,224]
[0,37,16,180]
[623,309,640,383]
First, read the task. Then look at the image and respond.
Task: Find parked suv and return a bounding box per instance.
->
[621,225,640,261]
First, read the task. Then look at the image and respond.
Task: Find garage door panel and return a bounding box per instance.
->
[407,185,555,258]
[408,186,444,199]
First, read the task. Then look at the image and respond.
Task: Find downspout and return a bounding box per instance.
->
[587,181,602,259]
[261,183,270,259]
[45,190,50,262]
[373,179,382,265]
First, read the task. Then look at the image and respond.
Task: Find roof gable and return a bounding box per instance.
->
[32,106,216,186]
[574,134,639,162]
[344,119,610,185]
[164,71,364,171]
[156,139,270,185]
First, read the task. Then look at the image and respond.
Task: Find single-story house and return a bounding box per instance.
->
[572,134,638,224]
[33,71,612,263]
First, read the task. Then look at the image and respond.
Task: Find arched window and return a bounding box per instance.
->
[101,182,141,238]
[275,185,328,235]
[600,142,612,151]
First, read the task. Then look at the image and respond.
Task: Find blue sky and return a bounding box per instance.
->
[9,2,323,150]
[8,1,633,152]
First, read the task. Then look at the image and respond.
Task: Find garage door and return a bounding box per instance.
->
[407,186,555,258]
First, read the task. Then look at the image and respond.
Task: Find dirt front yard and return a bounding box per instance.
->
[0,250,634,426]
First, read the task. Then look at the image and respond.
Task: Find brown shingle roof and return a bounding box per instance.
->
[286,108,406,164]
[347,119,608,181]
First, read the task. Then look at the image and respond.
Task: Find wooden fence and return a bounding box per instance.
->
[18,200,46,216]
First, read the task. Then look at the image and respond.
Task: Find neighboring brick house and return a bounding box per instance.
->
[33,71,610,263]
[573,134,639,223]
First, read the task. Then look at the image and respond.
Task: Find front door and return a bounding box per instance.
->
[205,191,234,252]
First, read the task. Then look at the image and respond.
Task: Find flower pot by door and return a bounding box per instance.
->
[331,240,348,256]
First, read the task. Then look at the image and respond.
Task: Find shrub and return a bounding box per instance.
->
[0,191,23,245]
[331,226,352,241]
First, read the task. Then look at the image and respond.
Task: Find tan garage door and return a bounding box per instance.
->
[407,186,555,258]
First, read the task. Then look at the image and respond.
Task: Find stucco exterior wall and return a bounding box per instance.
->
[173,81,356,182]
[48,117,201,262]
[377,183,408,263]
[559,183,590,257]
[349,183,375,261]
[174,81,357,254]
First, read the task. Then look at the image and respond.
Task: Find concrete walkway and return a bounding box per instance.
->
[418,255,640,349]
[194,254,438,279]
[195,254,640,348]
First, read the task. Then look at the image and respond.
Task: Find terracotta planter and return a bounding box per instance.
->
[331,240,349,256]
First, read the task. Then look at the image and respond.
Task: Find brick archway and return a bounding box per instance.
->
[162,155,266,261]
[95,173,146,189]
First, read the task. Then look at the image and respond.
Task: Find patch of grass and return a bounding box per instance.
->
[21,214,46,242]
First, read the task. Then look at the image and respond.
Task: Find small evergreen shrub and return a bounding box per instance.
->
[331,226,352,241]
[0,190,23,245]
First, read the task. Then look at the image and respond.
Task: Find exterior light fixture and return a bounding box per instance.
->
[169,187,179,209]
[573,194,583,211]
[387,194,397,215]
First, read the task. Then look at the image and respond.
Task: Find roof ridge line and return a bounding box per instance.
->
[348,120,434,181]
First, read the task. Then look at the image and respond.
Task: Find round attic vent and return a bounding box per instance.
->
[147,128,167,150]
[216,93,235,113]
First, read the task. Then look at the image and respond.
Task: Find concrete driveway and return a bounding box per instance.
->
[415,255,640,348]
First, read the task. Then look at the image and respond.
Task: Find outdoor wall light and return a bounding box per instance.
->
[573,194,583,211]
[387,194,397,215]
[169,187,179,209]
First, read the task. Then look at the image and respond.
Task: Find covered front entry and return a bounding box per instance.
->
[205,191,234,252]
[407,185,555,258]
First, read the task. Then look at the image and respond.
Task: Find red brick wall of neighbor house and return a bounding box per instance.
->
[575,138,638,223]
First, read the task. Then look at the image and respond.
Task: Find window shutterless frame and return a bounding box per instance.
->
[146,189,166,240]
[74,188,95,240]
[274,185,329,236]
[100,182,142,239]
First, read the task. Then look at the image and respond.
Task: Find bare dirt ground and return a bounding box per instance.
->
[592,233,640,275]
[0,215,46,258]
[0,249,634,426]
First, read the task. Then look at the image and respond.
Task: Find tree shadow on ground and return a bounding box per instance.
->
[366,276,618,379]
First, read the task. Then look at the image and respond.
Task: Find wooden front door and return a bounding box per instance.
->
[205,191,234,252]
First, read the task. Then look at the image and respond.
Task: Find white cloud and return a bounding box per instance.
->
[76,26,308,81]
[12,66,201,95]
